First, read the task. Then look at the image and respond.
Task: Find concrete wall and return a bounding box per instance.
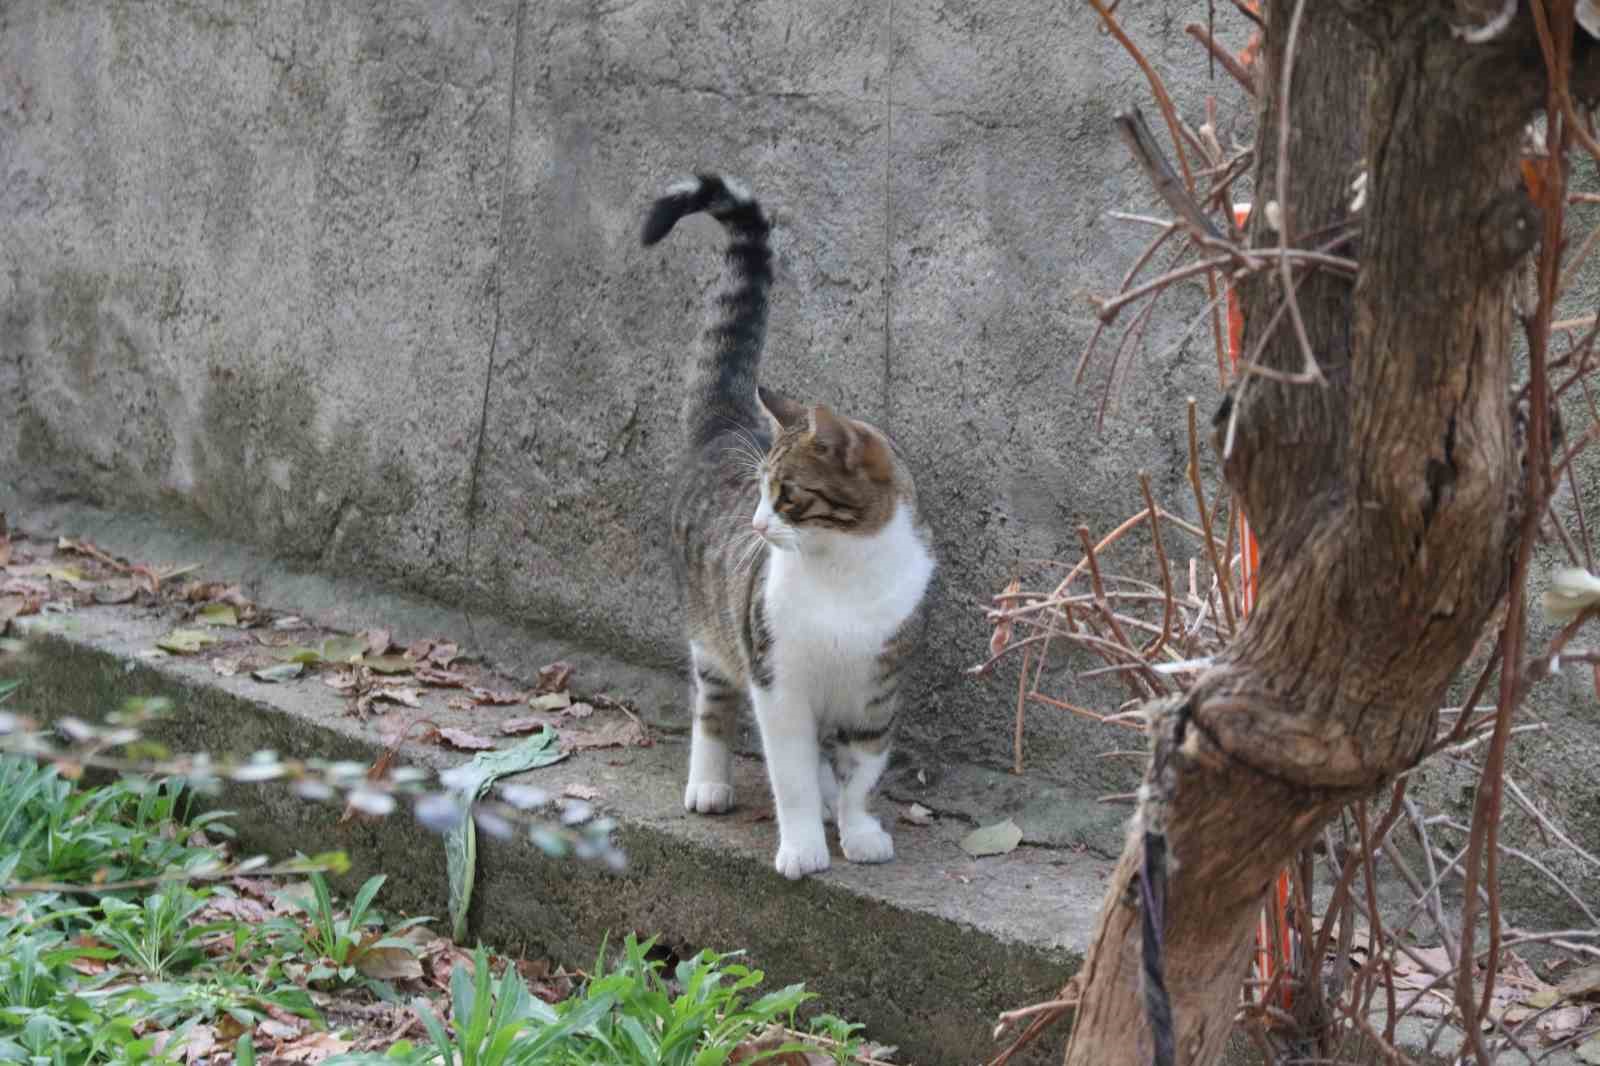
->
[2,0,1253,796]
[6,1,1595,920]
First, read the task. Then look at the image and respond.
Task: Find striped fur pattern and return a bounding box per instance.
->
[644,175,936,879]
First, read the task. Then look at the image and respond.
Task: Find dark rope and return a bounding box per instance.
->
[1140,829,1175,1066]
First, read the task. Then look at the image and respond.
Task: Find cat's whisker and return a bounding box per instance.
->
[734,533,767,577]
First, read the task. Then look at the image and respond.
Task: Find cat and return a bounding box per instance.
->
[641,174,936,880]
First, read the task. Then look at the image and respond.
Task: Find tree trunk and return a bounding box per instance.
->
[1063,4,1564,1063]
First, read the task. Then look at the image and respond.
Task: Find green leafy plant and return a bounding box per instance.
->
[0,755,232,898]
[92,888,214,980]
[267,872,430,988]
[569,935,812,1066]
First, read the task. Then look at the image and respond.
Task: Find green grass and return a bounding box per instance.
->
[0,756,874,1066]
[0,757,320,1064]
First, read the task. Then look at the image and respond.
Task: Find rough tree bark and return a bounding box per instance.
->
[1063,4,1589,1064]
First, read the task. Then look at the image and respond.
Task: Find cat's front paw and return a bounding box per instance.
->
[684,782,735,814]
[774,836,831,879]
[841,821,894,864]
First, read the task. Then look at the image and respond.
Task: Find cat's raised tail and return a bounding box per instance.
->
[642,175,773,448]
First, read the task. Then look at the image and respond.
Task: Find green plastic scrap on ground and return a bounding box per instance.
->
[445,729,567,942]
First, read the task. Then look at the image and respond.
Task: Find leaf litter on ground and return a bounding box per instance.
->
[960,818,1022,858]
[436,727,498,752]
[558,711,651,752]
[529,691,572,712]
[253,661,306,683]
[157,627,222,655]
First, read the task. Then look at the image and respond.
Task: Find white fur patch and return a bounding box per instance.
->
[665,177,701,198]
[761,503,934,724]
[720,176,752,202]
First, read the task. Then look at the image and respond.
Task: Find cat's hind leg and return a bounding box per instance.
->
[833,717,895,865]
[684,643,738,814]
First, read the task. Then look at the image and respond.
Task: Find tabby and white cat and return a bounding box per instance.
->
[641,175,935,880]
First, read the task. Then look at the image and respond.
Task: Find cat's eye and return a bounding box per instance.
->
[776,484,792,507]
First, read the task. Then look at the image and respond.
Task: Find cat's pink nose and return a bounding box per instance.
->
[752,515,770,535]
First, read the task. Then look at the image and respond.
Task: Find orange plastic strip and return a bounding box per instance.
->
[1227,204,1293,1009]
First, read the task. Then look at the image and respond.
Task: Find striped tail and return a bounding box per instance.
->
[642,174,773,447]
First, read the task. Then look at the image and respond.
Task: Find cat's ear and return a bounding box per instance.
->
[807,404,854,462]
[757,386,807,436]
[809,406,892,482]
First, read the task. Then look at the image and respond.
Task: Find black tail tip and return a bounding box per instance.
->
[639,174,751,246]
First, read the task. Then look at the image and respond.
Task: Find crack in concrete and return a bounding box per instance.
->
[881,0,895,433]
[461,0,528,645]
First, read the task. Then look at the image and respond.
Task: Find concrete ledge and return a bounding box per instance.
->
[0,501,1122,1066]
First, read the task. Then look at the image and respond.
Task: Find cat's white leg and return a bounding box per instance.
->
[834,738,894,864]
[684,645,737,814]
[751,686,830,878]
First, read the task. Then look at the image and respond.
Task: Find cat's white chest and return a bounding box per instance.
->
[760,508,933,713]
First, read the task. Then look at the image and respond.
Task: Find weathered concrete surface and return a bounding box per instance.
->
[3,0,521,572]
[0,0,1248,794]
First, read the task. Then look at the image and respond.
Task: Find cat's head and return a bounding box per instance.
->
[749,386,900,550]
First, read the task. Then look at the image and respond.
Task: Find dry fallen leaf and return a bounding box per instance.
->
[1538,1004,1591,1042]
[529,692,572,713]
[437,727,497,752]
[197,603,238,628]
[273,1031,352,1064]
[428,641,460,667]
[1560,964,1600,1002]
[256,1016,304,1042]
[560,717,650,752]
[470,686,523,706]
[0,594,37,634]
[446,696,475,712]
[199,896,273,924]
[989,575,1021,661]
[211,657,243,678]
[356,687,423,715]
[92,580,140,605]
[324,668,362,693]
[536,660,575,693]
[363,628,394,655]
[9,562,87,586]
[499,715,556,736]
[156,628,221,655]
[67,935,111,976]
[355,944,424,981]
[1391,946,1455,990]
[252,662,305,683]
[563,783,600,801]
[562,701,595,720]
[416,665,467,687]
[960,818,1023,858]
[177,1022,217,1065]
[728,1027,833,1066]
